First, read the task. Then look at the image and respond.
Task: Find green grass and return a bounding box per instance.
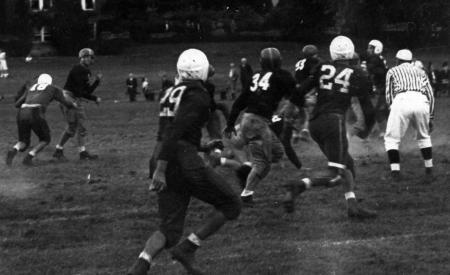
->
[0,41,449,274]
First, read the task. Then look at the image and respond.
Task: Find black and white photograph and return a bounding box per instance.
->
[0,0,449,274]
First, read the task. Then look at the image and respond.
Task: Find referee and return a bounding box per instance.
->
[384,49,435,182]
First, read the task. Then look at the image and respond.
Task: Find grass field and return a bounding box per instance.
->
[0,41,449,275]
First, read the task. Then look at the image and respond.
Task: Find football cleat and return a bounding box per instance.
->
[127,258,150,275]
[170,240,205,275]
[79,151,98,160]
[241,194,254,207]
[6,149,17,166]
[390,171,401,182]
[347,205,377,220]
[52,149,67,161]
[22,154,33,166]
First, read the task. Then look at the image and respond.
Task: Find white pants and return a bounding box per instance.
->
[0,60,8,71]
[384,92,432,151]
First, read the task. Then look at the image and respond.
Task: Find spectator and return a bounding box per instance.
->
[126,73,138,102]
[0,49,9,78]
[160,73,174,100]
[436,61,449,97]
[239,58,253,93]
[142,77,153,101]
[228,62,239,99]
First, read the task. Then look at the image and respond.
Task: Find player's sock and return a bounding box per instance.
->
[56,144,63,150]
[387,149,400,172]
[138,251,152,264]
[187,233,201,247]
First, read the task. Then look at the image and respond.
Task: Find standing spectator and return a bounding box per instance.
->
[160,73,174,100]
[436,61,449,97]
[126,73,138,102]
[0,49,9,78]
[228,62,239,99]
[53,48,102,161]
[239,58,253,93]
[384,49,435,182]
[142,77,153,101]
[6,74,77,166]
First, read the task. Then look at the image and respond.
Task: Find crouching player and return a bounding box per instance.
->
[282,36,377,219]
[128,49,241,275]
[5,74,77,166]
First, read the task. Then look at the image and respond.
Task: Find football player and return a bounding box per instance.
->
[363,39,389,137]
[282,36,377,219]
[128,49,241,275]
[52,48,102,161]
[6,74,77,166]
[294,44,322,141]
[223,47,303,205]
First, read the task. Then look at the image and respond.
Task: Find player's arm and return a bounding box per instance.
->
[226,87,250,128]
[14,90,28,108]
[423,74,435,120]
[54,87,77,108]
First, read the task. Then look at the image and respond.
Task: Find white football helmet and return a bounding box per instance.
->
[395,49,413,61]
[37,73,52,85]
[177,49,209,82]
[329,36,355,61]
[368,39,383,55]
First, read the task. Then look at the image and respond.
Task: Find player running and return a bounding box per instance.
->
[294,44,322,141]
[52,48,102,161]
[6,74,77,166]
[282,36,377,219]
[128,49,241,275]
[223,47,303,205]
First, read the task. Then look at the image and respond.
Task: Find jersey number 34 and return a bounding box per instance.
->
[250,72,273,92]
[319,65,353,93]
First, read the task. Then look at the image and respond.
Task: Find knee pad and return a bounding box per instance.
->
[417,138,432,149]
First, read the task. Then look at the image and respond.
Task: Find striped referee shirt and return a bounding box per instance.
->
[385,62,434,118]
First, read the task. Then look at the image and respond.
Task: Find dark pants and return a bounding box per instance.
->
[309,113,354,173]
[150,140,241,248]
[17,107,51,148]
[128,89,137,102]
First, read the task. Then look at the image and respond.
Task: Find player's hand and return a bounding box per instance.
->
[429,120,434,133]
[95,97,101,105]
[73,102,79,109]
[149,169,167,192]
[96,73,103,81]
[223,125,236,139]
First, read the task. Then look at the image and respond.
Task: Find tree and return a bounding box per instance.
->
[51,0,91,55]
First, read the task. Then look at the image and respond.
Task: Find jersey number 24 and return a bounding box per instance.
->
[319,65,353,93]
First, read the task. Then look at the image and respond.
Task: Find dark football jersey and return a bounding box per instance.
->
[295,56,321,84]
[361,53,387,88]
[64,64,99,101]
[306,61,373,121]
[228,68,297,126]
[15,83,74,111]
[158,80,211,161]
